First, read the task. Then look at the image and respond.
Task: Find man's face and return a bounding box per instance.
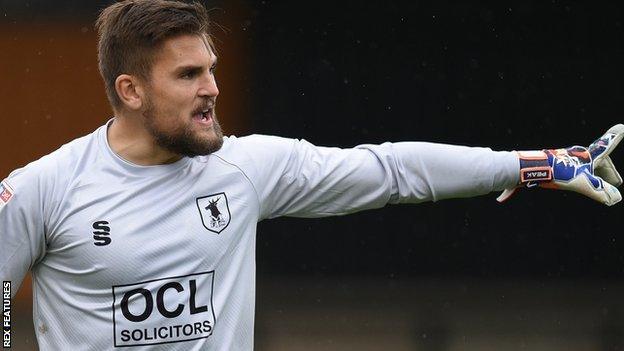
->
[141,34,223,157]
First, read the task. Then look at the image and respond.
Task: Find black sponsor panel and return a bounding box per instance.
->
[112,271,215,347]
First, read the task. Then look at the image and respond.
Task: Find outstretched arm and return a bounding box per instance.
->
[227,125,622,220]
[226,135,519,219]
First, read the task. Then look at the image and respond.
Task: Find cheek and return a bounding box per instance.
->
[151,91,189,119]
[146,80,196,124]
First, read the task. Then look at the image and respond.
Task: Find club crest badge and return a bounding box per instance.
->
[196,192,231,234]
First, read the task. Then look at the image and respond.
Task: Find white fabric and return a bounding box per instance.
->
[0,119,518,350]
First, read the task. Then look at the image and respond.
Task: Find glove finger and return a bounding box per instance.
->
[496,188,518,203]
[558,172,622,206]
[601,181,622,206]
[590,124,624,162]
[594,155,623,187]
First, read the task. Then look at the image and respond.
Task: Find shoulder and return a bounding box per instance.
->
[203,134,300,193]
[212,134,298,166]
[4,128,100,203]
[217,134,297,154]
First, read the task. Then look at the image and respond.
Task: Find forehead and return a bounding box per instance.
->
[152,34,216,69]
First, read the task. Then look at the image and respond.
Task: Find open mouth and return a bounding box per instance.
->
[192,107,213,126]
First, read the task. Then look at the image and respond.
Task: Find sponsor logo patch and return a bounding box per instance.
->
[111,271,216,347]
[521,167,552,183]
[196,192,231,234]
[0,181,14,210]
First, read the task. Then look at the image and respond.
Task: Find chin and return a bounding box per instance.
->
[189,133,224,157]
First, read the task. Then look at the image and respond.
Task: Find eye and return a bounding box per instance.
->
[180,68,201,79]
[210,64,217,74]
[181,71,195,79]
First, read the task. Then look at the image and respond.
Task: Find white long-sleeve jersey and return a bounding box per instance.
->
[0,120,519,350]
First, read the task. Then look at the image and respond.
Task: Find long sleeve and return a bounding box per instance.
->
[363,141,520,204]
[218,135,519,220]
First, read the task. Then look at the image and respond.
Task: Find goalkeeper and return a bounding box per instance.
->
[1,0,622,350]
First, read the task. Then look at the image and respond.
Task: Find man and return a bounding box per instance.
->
[0,0,622,350]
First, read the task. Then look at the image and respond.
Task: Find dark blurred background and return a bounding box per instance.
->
[1,1,624,350]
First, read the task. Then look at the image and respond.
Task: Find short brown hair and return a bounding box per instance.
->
[95,0,214,109]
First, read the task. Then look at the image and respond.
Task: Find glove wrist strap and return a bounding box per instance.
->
[517,151,552,184]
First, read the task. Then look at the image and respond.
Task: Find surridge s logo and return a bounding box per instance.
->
[93,220,111,246]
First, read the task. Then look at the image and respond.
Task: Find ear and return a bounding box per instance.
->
[115,74,145,111]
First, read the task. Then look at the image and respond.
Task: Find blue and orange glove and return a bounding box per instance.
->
[497,124,624,206]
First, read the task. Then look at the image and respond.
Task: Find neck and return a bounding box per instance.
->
[107,113,182,166]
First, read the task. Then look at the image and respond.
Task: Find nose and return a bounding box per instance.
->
[198,71,219,98]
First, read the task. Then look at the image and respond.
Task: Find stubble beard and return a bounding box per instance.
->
[143,98,224,158]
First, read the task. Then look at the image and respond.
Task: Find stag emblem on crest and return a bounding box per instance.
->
[196,192,231,234]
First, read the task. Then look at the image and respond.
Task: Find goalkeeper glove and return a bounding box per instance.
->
[497,124,624,206]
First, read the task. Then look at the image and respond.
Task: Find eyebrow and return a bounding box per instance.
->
[174,65,203,75]
[173,57,218,75]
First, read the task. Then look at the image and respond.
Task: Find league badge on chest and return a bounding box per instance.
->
[0,180,14,210]
[196,192,231,234]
